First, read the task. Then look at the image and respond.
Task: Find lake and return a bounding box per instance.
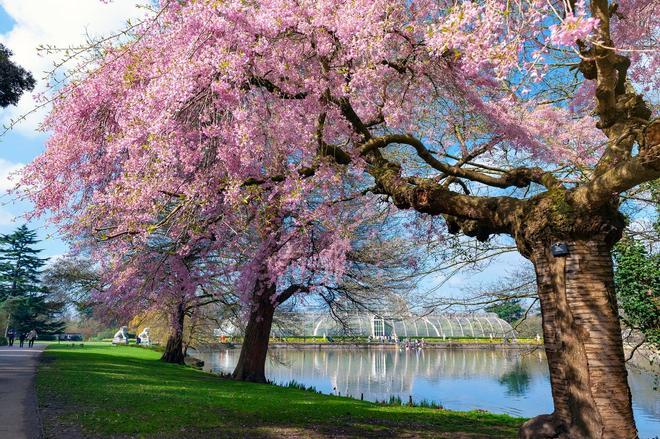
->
[195,347,660,438]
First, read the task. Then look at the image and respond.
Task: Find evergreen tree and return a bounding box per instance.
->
[0,225,47,299]
[613,236,660,348]
[485,299,525,324]
[0,43,35,108]
[0,225,64,335]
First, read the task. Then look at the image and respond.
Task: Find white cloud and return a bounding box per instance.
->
[43,252,65,268]
[0,0,148,136]
[0,157,23,193]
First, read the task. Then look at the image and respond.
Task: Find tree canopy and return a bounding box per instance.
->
[0,225,49,300]
[17,1,659,437]
[0,43,35,108]
[21,0,658,270]
[41,256,100,319]
[613,236,659,348]
[486,299,525,324]
[0,225,64,334]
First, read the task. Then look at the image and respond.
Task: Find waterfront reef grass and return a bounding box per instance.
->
[37,343,524,438]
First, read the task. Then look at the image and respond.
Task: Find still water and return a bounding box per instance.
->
[196,347,660,438]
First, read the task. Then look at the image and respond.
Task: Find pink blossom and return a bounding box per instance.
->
[17,0,651,318]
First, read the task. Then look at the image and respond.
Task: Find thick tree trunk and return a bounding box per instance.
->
[231,286,276,383]
[520,238,637,439]
[161,302,186,364]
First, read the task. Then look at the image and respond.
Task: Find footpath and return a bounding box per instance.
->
[0,344,45,439]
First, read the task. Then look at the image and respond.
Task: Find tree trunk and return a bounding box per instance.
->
[520,237,637,439]
[231,286,276,383]
[4,314,10,338]
[161,302,186,364]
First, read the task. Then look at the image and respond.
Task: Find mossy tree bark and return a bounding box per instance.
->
[519,236,636,439]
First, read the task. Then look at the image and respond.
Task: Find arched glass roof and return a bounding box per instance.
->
[272,312,516,338]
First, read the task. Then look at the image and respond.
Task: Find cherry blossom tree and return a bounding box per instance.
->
[80,179,357,369]
[20,0,658,437]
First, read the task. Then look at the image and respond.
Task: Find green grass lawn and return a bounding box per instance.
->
[37,343,524,438]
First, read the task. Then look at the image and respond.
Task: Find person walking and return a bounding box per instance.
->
[27,329,37,348]
[6,328,15,346]
[18,331,26,348]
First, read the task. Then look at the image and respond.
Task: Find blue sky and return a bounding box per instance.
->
[0,1,531,299]
[0,9,64,258]
[0,0,147,259]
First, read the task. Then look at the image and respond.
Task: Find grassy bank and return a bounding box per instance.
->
[37,343,524,438]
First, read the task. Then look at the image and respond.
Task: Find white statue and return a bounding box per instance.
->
[112,326,129,345]
[137,327,151,346]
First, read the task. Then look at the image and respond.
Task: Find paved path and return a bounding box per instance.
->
[0,344,45,439]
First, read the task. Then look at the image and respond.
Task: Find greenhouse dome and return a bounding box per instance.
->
[271,311,516,339]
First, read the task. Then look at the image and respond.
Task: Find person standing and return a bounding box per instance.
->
[18,331,26,348]
[27,329,37,348]
[6,328,15,346]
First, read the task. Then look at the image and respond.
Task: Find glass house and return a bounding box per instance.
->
[271,311,516,339]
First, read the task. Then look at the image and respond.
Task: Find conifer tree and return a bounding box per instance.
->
[0,225,64,334]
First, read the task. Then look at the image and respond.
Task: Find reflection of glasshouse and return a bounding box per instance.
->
[270,312,516,339]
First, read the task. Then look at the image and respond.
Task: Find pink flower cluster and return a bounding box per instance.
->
[549,1,599,47]
[18,0,652,317]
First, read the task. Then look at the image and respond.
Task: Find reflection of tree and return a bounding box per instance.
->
[208,348,549,401]
[498,362,531,396]
[627,368,660,416]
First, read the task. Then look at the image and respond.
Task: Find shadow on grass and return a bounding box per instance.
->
[38,345,523,438]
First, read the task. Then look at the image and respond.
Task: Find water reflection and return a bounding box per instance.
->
[498,363,532,396]
[196,348,659,438]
